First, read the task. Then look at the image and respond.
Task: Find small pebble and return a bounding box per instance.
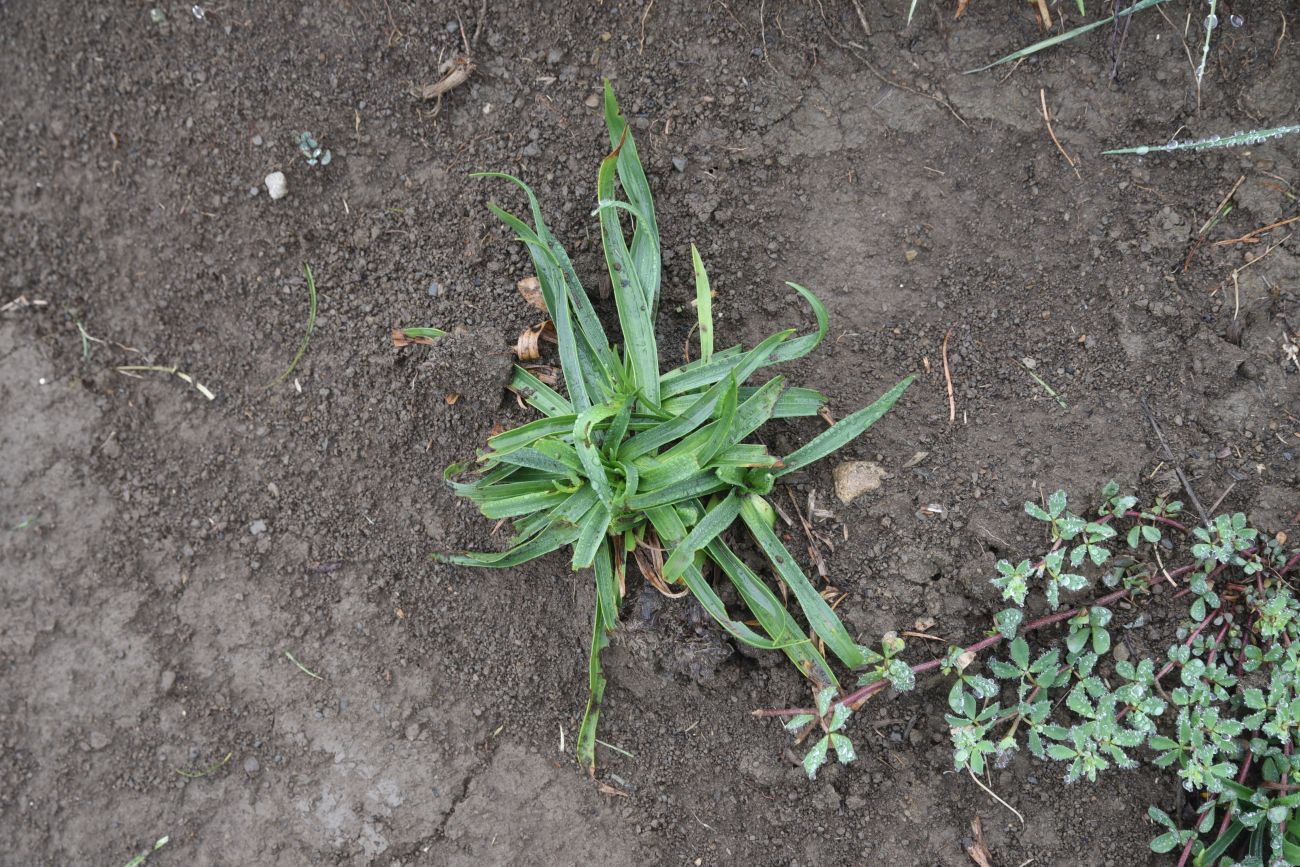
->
[89,730,110,750]
[244,757,261,775]
[264,171,287,200]
[252,134,264,147]
[249,519,267,536]
[427,280,441,298]
[672,157,687,172]
[159,670,176,693]
[833,461,889,505]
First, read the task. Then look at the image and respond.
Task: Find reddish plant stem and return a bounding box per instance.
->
[1217,753,1254,839]
[1123,510,1192,533]
[758,563,1198,719]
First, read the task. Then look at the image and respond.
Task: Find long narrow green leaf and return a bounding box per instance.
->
[768,386,826,418]
[661,492,742,583]
[766,283,828,365]
[965,0,1171,73]
[475,172,617,392]
[577,600,609,774]
[574,400,626,506]
[510,365,572,417]
[776,375,913,477]
[490,448,574,477]
[645,506,790,650]
[739,496,868,669]
[487,415,577,455]
[593,535,622,625]
[597,134,660,405]
[436,520,582,568]
[709,443,781,469]
[706,539,837,687]
[620,330,792,461]
[512,485,600,542]
[479,489,568,520]
[465,479,568,503]
[483,202,595,410]
[573,502,612,570]
[603,80,661,318]
[691,244,714,363]
[624,473,727,510]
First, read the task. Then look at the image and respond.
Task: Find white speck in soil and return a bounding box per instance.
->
[249,519,267,535]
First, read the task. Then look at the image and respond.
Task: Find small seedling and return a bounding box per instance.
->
[267,263,317,388]
[123,836,168,867]
[441,81,912,774]
[296,131,331,167]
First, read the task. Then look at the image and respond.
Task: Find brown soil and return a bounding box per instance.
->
[3,1,1299,865]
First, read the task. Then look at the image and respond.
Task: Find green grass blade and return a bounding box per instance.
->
[436,520,582,568]
[597,136,660,405]
[768,386,826,418]
[698,374,739,465]
[603,401,633,461]
[267,263,318,387]
[475,172,617,388]
[964,0,1171,73]
[646,505,791,650]
[766,283,828,365]
[395,326,447,341]
[573,502,612,570]
[624,473,727,510]
[662,491,742,583]
[709,443,781,469]
[487,415,578,456]
[657,328,793,400]
[776,375,913,477]
[493,444,581,477]
[706,539,837,687]
[907,0,918,24]
[603,80,661,318]
[574,400,626,506]
[593,535,622,624]
[510,365,572,416]
[464,479,566,503]
[691,244,714,363]
[513,485,600,542]
[620,330,793,461]
[739,495,868,669]
[577,599,610,774]
[479,489,569,520]
[484,202,595,410]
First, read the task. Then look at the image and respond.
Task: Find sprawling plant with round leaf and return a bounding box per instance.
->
[439,82,912,772]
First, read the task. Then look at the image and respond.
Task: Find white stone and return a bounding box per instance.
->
[264,171,287,200]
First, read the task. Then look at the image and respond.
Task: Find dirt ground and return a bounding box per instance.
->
[3,1,1299,864]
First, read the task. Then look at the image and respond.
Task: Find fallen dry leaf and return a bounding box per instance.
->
[514,321,556,361]
[596,781,629,798]
[444,393,460,405]
[517,275,546,311]
[392,328,438,347]
[955,0,971,17]
[418,55,474,102]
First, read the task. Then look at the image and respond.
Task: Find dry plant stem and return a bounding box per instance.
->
[942,327,956,424]
[1139,394,1211,528]
[1214,213,1300,246]
[1039,88,1077,169]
